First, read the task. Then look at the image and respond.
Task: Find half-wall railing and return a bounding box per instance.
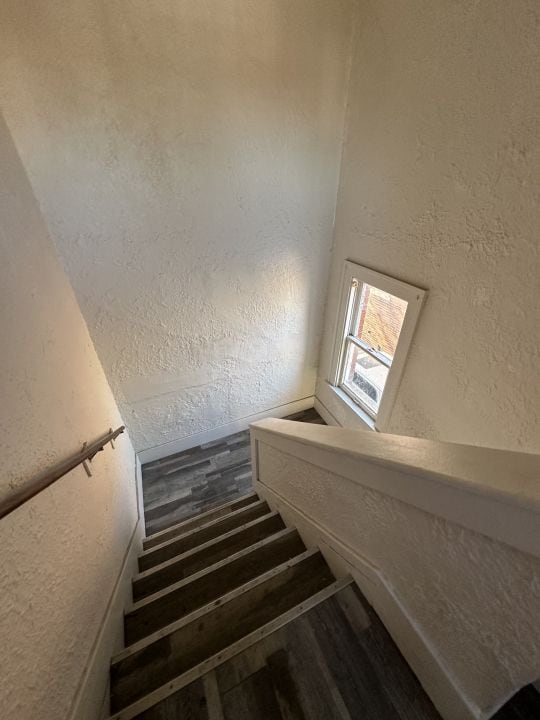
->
[250,418,540,720]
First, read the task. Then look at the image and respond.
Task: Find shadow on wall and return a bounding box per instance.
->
[0,0,355,451]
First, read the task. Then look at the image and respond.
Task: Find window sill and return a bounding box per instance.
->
[326,383,377,432]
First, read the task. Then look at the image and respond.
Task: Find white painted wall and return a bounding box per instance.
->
[317,0,540,452]
[252,419,540,719]
[0,114,139,720]
[0,0,355,452]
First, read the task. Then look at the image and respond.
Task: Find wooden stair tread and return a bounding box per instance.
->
[126,528,306,644]
[130,677,208,720]
[221,666,283,720]
[111,550,335,712]
[138,500,269,572]
[132,512,285,601]
[143,492,259,549]
[109,577,352,720]
[122,578,442,720]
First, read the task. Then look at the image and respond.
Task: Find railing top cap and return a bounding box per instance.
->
[250,418,540,514]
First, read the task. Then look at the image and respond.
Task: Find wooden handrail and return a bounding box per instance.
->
[0,425,125,521]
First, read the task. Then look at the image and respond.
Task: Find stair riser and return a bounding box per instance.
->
[132,513,285,602]
[138,500,269,572]
[125,530,306,644]
[111,551,334,713]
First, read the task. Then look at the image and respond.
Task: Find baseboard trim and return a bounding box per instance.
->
[67,517,143,720]
[137,396,315,465]
[255,479,479,720]
[134,453,144,525]
[314,396,341,426]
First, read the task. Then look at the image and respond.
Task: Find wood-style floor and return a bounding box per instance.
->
[135,583,442,720]
[141,408,324,535]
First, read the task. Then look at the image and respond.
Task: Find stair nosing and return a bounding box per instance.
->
[132,510,281,583]
[127,526,297,613]
[114,547,320,665]
[108,575,353,720]
[143,491,258,545]
[139,499,267,558]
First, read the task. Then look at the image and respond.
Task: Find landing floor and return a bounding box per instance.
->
[141,408,324,534]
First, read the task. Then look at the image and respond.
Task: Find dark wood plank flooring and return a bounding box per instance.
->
[141,408,324,535]
[134,583,540,720]
[135,583,441,719]
[138,500,271,572]
[125,529,306,645]
[132,513,286,602]
[111,552,335,712]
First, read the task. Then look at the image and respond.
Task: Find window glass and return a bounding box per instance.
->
[342,342,389,415]
[354,284,408,363]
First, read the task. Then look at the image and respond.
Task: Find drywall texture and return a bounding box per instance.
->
[0,114,138,720]
[257,440,540,717]
[317,0,540,451]
[0,0,355,452]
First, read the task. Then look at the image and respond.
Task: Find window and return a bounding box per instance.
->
[329,261,426,430]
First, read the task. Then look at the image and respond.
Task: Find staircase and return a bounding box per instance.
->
[106,415,540,720]
[109,480,472,720]
[108,492,363,718]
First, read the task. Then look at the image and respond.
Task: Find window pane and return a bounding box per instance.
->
[354,284,408,363]
[341,341,388,415]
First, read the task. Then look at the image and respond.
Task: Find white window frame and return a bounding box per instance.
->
[329,260,426,431]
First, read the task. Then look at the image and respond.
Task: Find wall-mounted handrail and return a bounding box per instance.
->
[0,425,125,521]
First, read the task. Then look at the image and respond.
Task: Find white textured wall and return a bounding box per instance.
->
[0,115,138,720]
[257,439,540,717]
[317,0,540,451]
[0,0,355,452]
